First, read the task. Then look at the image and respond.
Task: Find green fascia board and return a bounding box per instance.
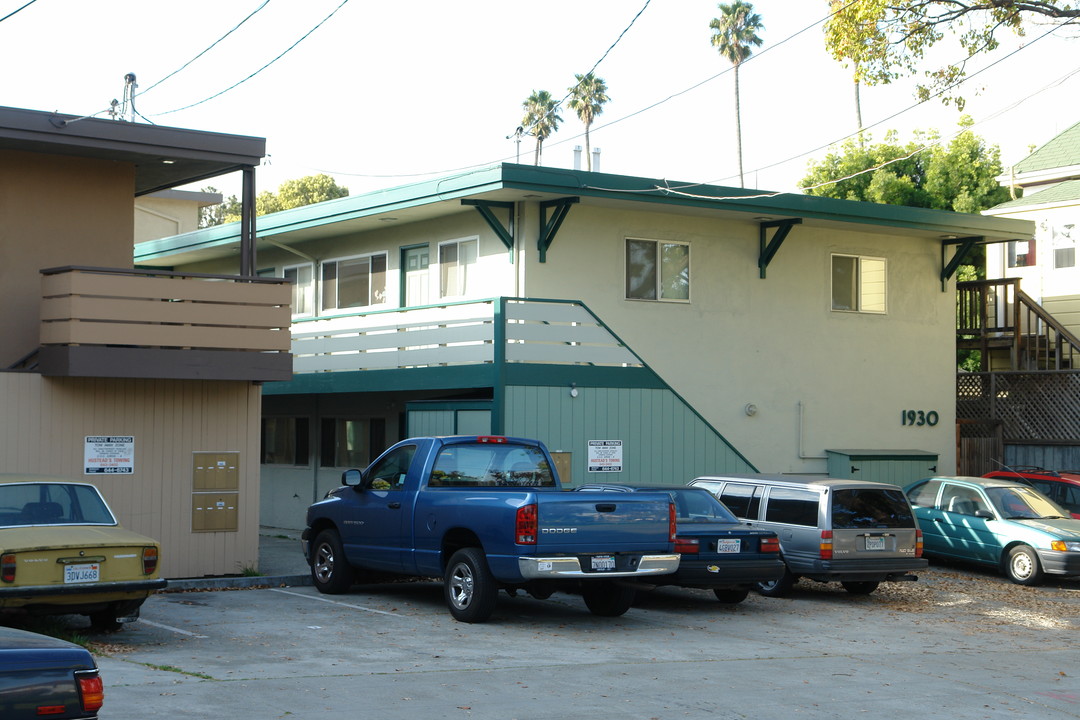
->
[503,364,665,389]
[826,449,938,461]
[987,179,1080,211]
[263,364,497,395]
[1013,119,1080,174]
[137,163,1035,262]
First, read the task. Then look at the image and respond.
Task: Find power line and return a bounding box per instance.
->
[151,0,349,117]
[0,0,37,24]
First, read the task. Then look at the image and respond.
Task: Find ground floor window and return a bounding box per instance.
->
[831,254,886,313]
[320,417,387,468]
[1007,239,1035,268]
[261,417,310,465]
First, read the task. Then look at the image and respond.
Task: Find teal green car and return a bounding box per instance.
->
[904,476,1080,586]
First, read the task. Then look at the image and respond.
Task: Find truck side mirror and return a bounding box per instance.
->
[342,469,363,487]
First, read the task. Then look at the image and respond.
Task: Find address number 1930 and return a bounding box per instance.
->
[901,410,939,427]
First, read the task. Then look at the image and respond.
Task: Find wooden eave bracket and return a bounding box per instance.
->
[940,236,983,291]
[538,197,579,263]
[758,218,802,278]
[462,200,516,262]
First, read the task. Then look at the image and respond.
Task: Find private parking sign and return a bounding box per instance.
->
[84,436,135,474]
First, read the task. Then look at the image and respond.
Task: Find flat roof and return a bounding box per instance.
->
[0,105,266,196]
[135,163,1036,266]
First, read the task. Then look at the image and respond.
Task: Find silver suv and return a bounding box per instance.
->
[690,475,927,597]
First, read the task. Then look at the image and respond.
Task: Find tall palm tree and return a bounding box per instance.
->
[567,73,610,171]
[521,90,562,166]
[709,1,764,188]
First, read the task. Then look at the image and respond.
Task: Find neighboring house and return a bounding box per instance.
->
[984,119,1080,342]
[0,105,291,578]
[135,164,1034,530]
[135,188,222,244]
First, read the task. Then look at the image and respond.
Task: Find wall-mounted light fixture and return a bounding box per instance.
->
[569,383,579,398]
[744,403,758,416]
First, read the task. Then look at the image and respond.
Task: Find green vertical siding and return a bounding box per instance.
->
[504,386,754,486]
[826,450,939,487]
[408,410,457,437]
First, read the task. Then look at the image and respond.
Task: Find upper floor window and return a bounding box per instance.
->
[831,254,886,313]
[322,253,387,312]
[1056,247,1076,269]
[283,263,315,317]
[439,238,478,298]
[1007,239,1035,268]
[626,238,690,302]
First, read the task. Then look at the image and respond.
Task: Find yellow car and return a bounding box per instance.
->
[0,474,166,630]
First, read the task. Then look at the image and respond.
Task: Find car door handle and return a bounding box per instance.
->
[932,517,943,522]
[387,502,401,509]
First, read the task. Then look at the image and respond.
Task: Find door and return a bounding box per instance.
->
[339,443,418,572]
[936,483,1000,563]
[402,246,430,307]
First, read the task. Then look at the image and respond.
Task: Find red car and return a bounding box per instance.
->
[982,468,1080,519]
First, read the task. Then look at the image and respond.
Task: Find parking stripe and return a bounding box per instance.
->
[270,588,402,616]
[139,619,209,638]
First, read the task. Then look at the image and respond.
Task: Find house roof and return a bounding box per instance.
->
[0,105,265,196]
[1013,119,1080,175]
[986,178,1080,212]
[135,163,1035,267]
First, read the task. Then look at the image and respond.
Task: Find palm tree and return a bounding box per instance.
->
[709,1,764,188]
[567,73,610,171]
[521,90,562,166]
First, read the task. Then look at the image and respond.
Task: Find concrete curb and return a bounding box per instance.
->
[163,573,312,592]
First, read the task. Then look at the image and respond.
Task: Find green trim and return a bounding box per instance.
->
[758,219,802,279]
[941,237,982,290]
[503,364,664,389]
[264,365,496,395]
[398,243,430,307]
[405,399,492,411]
[461,200,515,262]
[538,197,579,262]
[492,297,507,434]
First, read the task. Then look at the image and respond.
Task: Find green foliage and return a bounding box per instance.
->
[709,1,764,67]
[800,116,1010,213]
[521,90,562,166]
[203,174,349,226]
[567,73,610,171]
[824,1,1079,108]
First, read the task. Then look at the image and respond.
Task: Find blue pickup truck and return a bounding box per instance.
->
[302,435,680,622]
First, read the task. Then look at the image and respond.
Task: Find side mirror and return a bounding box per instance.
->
[974,509,994,519]
[342,468,363,487]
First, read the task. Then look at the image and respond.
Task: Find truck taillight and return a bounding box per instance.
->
[668,502,677,544]
[1,553,14,582]
[77,671,104,713]
[142,546,159,575]
[674,538,700,554]
[759,536,780,554]
[915,528,923,558]
[477,436,508,444]
[819,530,833,560]
[516,503,537,544]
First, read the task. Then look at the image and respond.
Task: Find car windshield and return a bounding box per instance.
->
[986,486,1069,520]
[0,483,116,527]
[832,488,915,529]
[665,488,739,523]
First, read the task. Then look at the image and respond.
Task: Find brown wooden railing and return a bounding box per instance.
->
[958,279,1080,371]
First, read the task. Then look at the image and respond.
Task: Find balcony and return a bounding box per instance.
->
[39,266,292,381]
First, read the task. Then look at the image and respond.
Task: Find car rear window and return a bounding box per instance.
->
[832,488,915,529]
[0,483,116,527]
[763,487,818,526]
[429,444,556,487]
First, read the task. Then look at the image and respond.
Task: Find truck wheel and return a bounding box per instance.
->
[311,529,354,594]
[581,581,636,617]
[841,581,879,595]
[756,567,795,598]
[712,588,750,604]
[1004,544,1043,586]
[445,548,498,623]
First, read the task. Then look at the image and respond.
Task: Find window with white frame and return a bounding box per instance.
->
[1052,223,1075,269]
[831,254,886,313]
[321,253,387,312]
[1007,239,1036,268]
[625,238,690,301]
[282,263,315,317]
[439,237,478,298]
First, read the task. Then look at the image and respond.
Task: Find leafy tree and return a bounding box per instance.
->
[567,73,610,171]
[824,1,1080,109]
[709,1,764,188]
[521,90,562,166]
[204,174,350,225]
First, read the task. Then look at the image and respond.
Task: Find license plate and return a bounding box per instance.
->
[590,555,616,571]
[865,536,886,551]
[64,563,100,584]
[716,539,741,554]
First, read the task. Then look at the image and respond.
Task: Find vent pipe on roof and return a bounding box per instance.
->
[573,146,582,171]
[592,147,601,172]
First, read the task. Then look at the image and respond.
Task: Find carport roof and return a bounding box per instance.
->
[134,162,1035,266]
[0,105,266,196]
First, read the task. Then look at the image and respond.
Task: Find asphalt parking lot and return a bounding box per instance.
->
[49,552,1080,720]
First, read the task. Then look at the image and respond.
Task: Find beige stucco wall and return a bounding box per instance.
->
[0,149,134,367]
[516,203,957,475]
[0,373,262,578]
[134,195,204,243]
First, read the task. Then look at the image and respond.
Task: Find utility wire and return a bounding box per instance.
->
[151,0,348,116]
[0,0,37,24]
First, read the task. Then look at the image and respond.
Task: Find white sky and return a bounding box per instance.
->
[2,0,1078,198]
